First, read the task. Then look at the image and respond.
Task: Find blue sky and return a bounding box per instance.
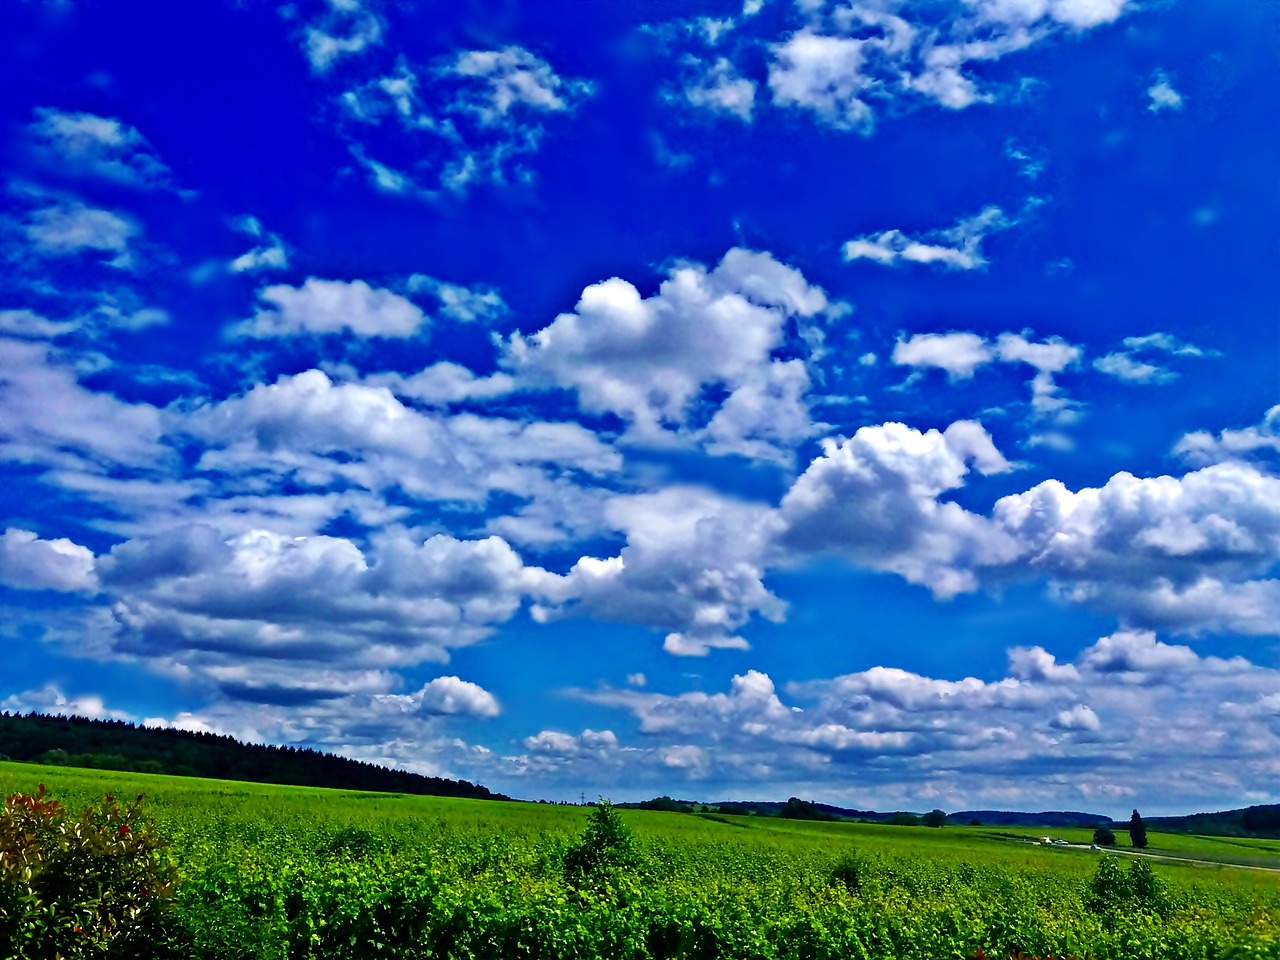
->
[0,0,1277,815]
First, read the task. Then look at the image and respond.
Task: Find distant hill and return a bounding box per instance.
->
[0,712,506,801]
[951,810,1113,828]
[1146,805,1280,838]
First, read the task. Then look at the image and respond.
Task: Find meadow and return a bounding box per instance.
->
[3,761,1279,960]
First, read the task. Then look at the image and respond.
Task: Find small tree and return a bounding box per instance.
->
[922,809,947,828]
[1092,826,1117,846]
[1127,809,1148,849]
[563,797,637,883]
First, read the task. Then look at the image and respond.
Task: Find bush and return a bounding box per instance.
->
[1092,827,1116,846]
[564,798,637,884]
[0,785,179,959]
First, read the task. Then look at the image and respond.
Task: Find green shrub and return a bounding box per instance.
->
[0,785,179,959]
[564,798,637,884]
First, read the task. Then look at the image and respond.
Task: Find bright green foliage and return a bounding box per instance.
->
[564,798,638,884]
[2,764,1279,960]
[0,785,178,960]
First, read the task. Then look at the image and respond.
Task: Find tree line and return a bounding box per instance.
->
[0,712,507,801]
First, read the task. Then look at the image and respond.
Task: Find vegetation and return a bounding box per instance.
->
[0,786,178,959]
[0,713,504,800]
[1128,810,1149,850]
[1,762,1278,960]
[1092,827,1117,847]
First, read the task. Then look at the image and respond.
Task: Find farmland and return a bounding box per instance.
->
[3,762,1280,960]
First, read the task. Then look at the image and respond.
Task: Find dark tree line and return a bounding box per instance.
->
[0,712,507,801]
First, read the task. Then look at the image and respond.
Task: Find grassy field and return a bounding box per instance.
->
[3,761,1279,959]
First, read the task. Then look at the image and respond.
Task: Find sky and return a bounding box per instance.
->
[0,0,1277,816]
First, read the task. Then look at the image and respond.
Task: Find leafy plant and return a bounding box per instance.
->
[0,785,178,959]
[563,797,637,883]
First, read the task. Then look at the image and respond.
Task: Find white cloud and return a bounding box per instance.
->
[21,198,137,269]
[95,526,564,697]
[304,0,383,72]
[754,1,1132,131]
[237,278,426,338]
[1147,69,1184,113]
[991,461,1280,633]
[0,528,97,592]
[558,626,1278,809]
[229,216,289,273]
[448,47,592,124]
[26,109,176,190]
[0,337,165,473]
[892,332,992,380]
[374,675,501,718]
[534,486,785,652]
[1,684,130,721]
[339,48,592,195]
[1176,406,1280,466]
[405,274,508,323]
[1093,332,1214,385]
[777,420,1016,598]
[181,368,620,511]
[367,362,516,406]
[994,331,1082,420]
[890,328,1081,422]
[504,248,837,455]
[0,309,76,340]
[1092,352,1175,385]
[843,206,1020,271]
[768,32,875,132]
[683,57,757,121]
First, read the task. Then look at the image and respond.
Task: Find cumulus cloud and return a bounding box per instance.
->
[892,332,992,380]
[236,278,426,339]
[534,486,785,653]
[890,329,1081,422]
[557,629,1279,809]
[366,362,516,406]
[768,31,877,132]
[504,248,838,456]
[843,205,1027,270]
[181,368,619,512]
[1147,69,1184,113]
[1176,406,1280,467]
[374,675,501,718]
[990,461,1280,633]
[1,684,130,721]
[759,0,1132,131]
[95,525,563,699]
[777,420,1016,597]
[25,109,176,190]
[682,57,757,121]
[0,528,97,592]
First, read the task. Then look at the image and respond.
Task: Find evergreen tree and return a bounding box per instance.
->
[1128,809,1148,848]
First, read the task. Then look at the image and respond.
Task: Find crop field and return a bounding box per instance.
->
[3,762,1280,960]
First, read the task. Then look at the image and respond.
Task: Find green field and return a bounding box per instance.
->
[3,761,1279,959]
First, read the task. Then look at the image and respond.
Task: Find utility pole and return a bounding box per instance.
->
[580,791,586,806]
